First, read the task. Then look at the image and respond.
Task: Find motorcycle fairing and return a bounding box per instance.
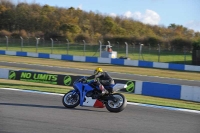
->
[83,96,104,108]
[104,84,127,92]
[112,84,127,91]
[73,82,104,107]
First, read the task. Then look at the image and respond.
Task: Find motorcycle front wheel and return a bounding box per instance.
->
[62,91,80,108]
[105,93,127,112]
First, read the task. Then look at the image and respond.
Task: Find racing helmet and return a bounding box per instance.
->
[94,67,103,75]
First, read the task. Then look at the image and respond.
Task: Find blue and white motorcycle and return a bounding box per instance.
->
[62,77,127,112]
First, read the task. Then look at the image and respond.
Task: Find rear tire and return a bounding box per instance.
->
[105,93,127,113]
[62,91,80,108]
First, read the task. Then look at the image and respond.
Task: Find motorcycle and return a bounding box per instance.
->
[62,76,127,112]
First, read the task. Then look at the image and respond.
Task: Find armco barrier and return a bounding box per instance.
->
[0,68,200,102]
[0,50,200,72]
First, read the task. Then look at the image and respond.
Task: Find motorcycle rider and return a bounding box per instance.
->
[88,67,115,95]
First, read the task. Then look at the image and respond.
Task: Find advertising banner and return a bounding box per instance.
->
[8,70,80,86]
[114,79,135,93]
[8,70,135,93]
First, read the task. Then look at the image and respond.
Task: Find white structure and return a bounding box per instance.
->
[101,50,117,58]
[100,43,117,58]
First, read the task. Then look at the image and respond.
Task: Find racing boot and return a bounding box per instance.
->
[102,89,108,95]
[99,85,108,95]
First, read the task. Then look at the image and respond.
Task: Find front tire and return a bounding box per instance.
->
[105,93,127,112]
[62,91,80,108]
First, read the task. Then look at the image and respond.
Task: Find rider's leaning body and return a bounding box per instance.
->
[88,67,115,94]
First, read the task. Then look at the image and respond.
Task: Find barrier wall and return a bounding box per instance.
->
[0,68,200,102]
[0,50,200,72]
[0,68,9,79]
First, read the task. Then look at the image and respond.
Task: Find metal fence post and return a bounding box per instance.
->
[42,37,45,47]
[35,37,40,53]
[148,43,151,54]
[83,40,86,56]
[20,36,23,51]
[158,44,160,62]
[50,38,54,54]
[132,43,135,56]
[139,43,143,60]
[117,42,119,52]
[66,39,69,55]
[27,37,29,46]
[125,42,128,57]
[148,43,151,61]
[99,40,102,57]
[5,36,8,50]
[184,46,186,64]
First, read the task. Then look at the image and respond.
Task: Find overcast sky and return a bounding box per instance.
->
[13,0,200,32]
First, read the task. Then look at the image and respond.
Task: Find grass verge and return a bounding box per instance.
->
[1,79,200,111]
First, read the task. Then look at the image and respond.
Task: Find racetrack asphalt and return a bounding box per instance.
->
[0,89,200,133]
[0,61,200,87]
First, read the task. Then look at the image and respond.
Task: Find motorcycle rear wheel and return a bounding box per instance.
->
[62,91,80,108]
[105,93,127,112]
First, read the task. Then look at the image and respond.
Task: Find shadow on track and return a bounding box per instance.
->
[0,102,107,112]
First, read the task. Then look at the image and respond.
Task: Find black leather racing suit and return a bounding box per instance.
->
[88,71,115,87]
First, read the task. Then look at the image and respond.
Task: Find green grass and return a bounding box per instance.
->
[1,80,200,111]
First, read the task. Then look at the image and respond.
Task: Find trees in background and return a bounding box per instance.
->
[0,0,200,50]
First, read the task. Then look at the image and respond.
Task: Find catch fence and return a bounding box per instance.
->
[0,37,192,65]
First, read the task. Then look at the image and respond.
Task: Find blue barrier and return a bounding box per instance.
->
[169,63,185,71]
[138,60,153,68]
[0,50,5,55]
[61,55,73,61]
[111,58,124,65]
[86,56,98,63]
[142,82,181,99]
[38,53,50,58]
[16,51,27,56]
